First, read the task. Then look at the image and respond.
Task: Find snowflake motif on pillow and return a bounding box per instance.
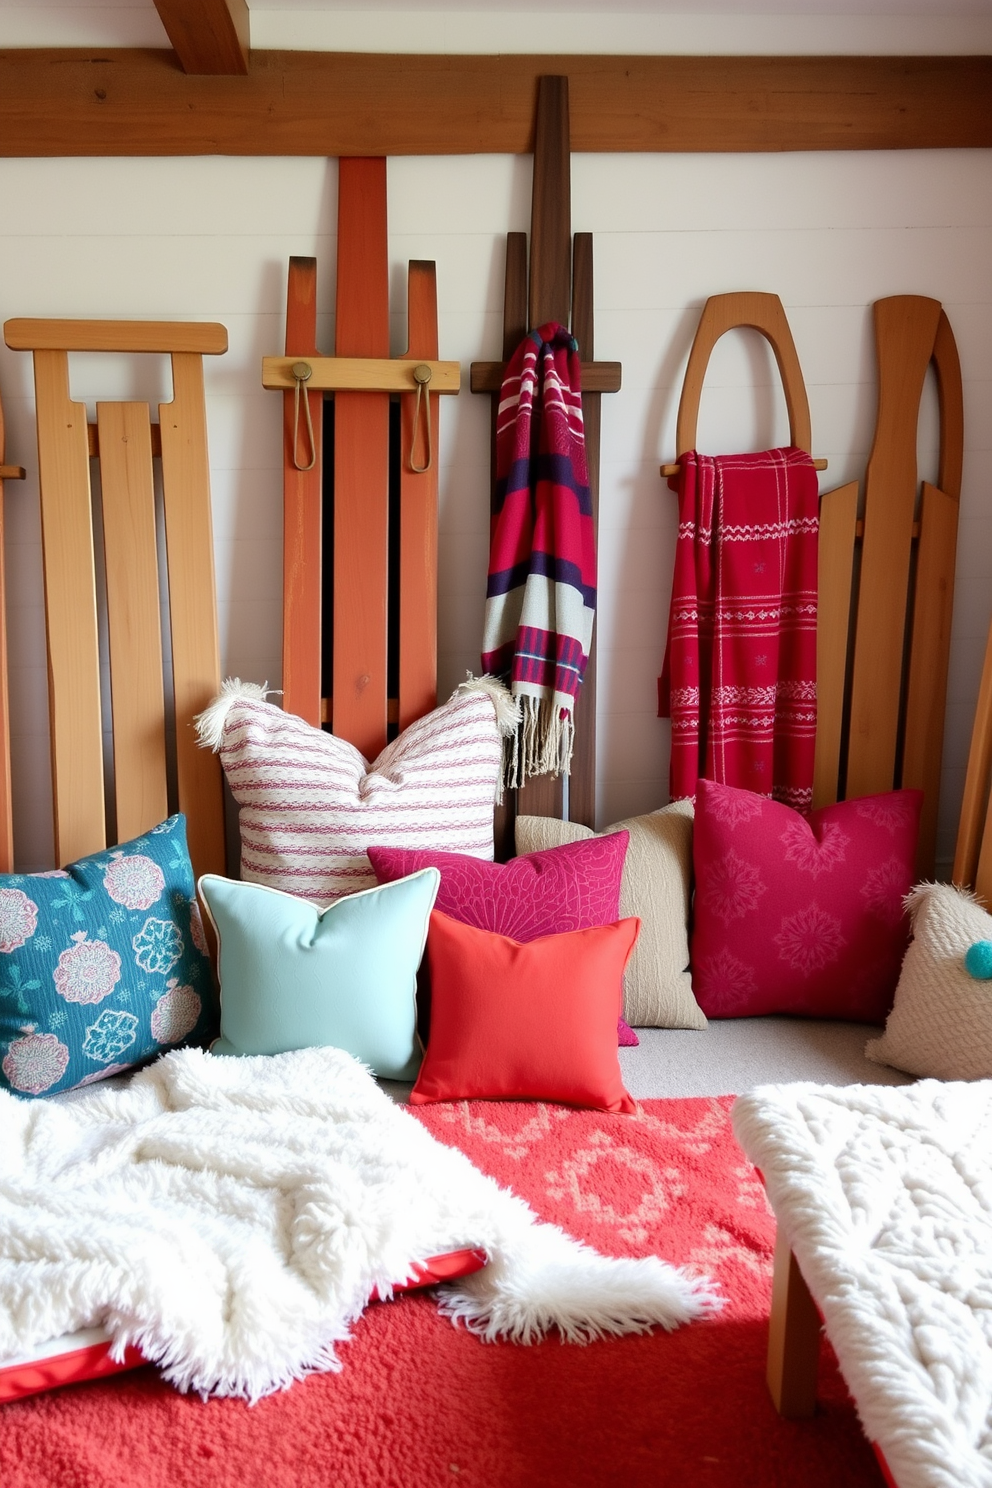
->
[132,917,184,976]
[53,931,122,1004]
[854,795,918,835]
[779,818,849,878]
[774,905,846,976]
[697,850,767,924]
[0,888,38,953]
[1,1028,69,1093]
[82,1008,139,1064]
[707,790,765,830]
[103,853,165,911]
[151,979,202,1044]
[692,948,758,1012]
[861,857,910,926]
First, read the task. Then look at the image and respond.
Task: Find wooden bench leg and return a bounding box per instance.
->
[767,1226,821,1417]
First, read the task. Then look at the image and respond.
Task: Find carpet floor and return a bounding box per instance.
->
[1,1096,883,1488]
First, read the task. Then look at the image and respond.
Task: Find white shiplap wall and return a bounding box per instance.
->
[0,147,990,872]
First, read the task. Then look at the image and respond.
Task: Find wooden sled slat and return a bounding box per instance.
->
[281,255,323,728]
[32,347,106,866]
[333,157,390,761]
[0,377,20,870]
[97,400,169,842]
[812,480,859,810]
[846,295,943,801]
[903,482,959,876]
[159,352,226,882]
[398,260,440,734]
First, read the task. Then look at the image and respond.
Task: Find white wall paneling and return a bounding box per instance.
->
[0,149,989,869]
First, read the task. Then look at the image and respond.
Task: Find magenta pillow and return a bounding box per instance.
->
[690,780,921,1022]
[367,833,638,1045]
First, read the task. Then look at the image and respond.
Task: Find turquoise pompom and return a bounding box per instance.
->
[964,940,992,980]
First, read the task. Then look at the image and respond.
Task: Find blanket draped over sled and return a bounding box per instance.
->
[659,447,819,812]
[0,1047,717,1401]
[482,322,595,788]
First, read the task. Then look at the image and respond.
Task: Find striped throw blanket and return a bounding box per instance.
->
[482,322,594,787]
[659,447,819,812]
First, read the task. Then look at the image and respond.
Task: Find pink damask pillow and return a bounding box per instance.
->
[367,834,638,1045]
[690,780,921,1022]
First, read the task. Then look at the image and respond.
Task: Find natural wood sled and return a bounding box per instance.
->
[667,290,963,879]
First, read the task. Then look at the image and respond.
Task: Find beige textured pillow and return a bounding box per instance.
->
[515,802,705,1030]
[866,882,992,1079]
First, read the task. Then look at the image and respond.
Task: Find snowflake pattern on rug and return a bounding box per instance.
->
[0,888,38,953]
[132,917,184,976]
[779,818,849,878]
[54,932,122,1005]
[0,814,214,1098]
[82,1008,139,1064]
[103,853,165,912]
[773,904,846,976]
[697,850,767,924]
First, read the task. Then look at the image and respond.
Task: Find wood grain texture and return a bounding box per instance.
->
[398,261,440,735]
[529,76,572,331]
[0,393,14,870]
[954,620,992,899]
[281,256,323,728]
[491,234,529,863]
[812,481,859,811]
[676,292,813,458]
[846,295,943,801]
[904,483,958,877]
[567,232,598,831]
[5,319,227,355]
[470,361,620,393]
[933,309,964,501]
[97,401,169,841]
[263,357,459,394]
[767,1230,822,1419]
[152,0,249,76]
[159,352,225,882]
[332,158,390,760]
[1,52,989,156]
[32,349,106,865]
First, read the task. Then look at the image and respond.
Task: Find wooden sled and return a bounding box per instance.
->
[666,290,963,877]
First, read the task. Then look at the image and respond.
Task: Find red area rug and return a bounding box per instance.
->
[1,1097,883,1488]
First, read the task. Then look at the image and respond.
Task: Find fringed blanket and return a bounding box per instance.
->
[659,447,819,811]
[0,1047,718,1401]
[482,322,594,787]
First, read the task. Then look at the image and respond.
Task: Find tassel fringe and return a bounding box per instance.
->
[195,679,278,752]
[502,694,575,792]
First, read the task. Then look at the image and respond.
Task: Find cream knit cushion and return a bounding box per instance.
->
[515,802,705,1030]
[866,882,992,1079]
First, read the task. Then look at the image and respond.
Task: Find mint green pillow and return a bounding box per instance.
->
[199,869,439,1080]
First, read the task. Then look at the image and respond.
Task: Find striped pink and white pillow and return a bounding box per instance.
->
[197,679,516,907]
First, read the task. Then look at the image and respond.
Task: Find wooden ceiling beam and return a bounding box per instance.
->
[0,50,989,155]
[152,0,249,76]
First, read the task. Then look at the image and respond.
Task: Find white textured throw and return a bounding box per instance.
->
[0,1047,718,1400]
[733,1080,992,1488]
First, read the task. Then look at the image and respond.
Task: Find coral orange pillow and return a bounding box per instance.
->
[410,912,639,1113]
[367,835,638,1046]
[691,779,921,1022]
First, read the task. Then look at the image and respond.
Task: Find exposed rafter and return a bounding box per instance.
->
[152,0,249,76]
[0,51,988,156]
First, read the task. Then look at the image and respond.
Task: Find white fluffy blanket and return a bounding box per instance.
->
[0,1047,718,1400]
[732,1080,992,1488]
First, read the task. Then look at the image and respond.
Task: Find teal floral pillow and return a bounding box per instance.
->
[0,815,215,1098]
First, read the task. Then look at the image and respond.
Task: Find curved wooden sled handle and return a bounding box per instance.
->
[674,291,814,459]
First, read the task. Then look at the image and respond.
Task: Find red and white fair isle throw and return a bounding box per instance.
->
[659,447,819,812]
[197,678,517,906]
